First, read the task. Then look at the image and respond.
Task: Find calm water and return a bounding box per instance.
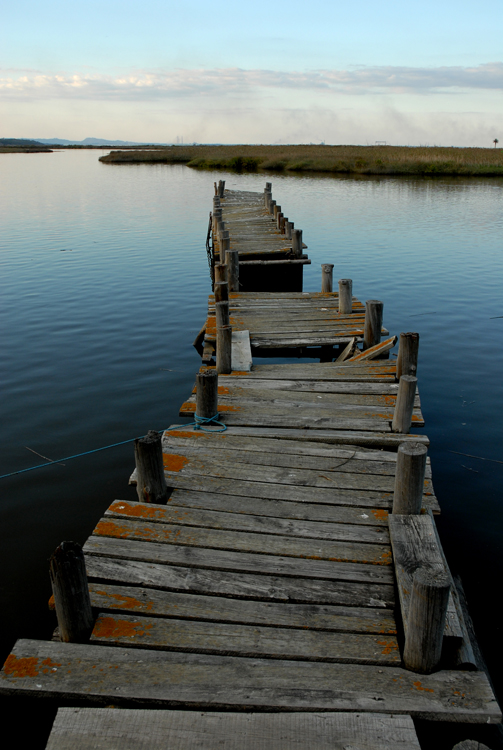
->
[1,151,502,706]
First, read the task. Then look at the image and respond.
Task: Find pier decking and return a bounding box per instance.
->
[1,184,500,748]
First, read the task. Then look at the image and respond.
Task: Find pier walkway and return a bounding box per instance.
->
[1,184,500,748]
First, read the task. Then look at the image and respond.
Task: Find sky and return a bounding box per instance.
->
[1,0,502,146]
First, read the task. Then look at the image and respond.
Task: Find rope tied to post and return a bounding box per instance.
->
[193,413,227,432]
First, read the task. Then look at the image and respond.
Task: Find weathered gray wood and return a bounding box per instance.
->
[335,337,358,363]
[225,250,239,292]
[216,325,232,375]
[269,199,276,215]
[3,639,500,721]
[134,430,168,504]
[196,370,218,420]
[214,263,227,284]
[363,300,384,350]
[338,279,353,314]
[393,442,428,514]
[231,330,252,372]
[347,336,398,363]
[273,204,281,220]
[397,331,420,380]
[403,568,450,673]
[276,211,283,229]
[49,542,94,643]
[215,300,230,329]
[286,220,293,239]
[86,582,396,632]
[452,743,492,750]
[45,708,422,750]
[214,281,229,304]
[292,229,303,257]
[321,264,334,293]
[91,613,400,665]
[392,376,417,433]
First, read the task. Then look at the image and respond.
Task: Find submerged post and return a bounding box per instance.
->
[217,324,232,374]
[321,264,334,293]
[226,250,239,292]
[392,375,417,433]
[403,568,450,673]
[49,541,94,643]
[393,442,428,514]
[196,370,218,420]
[134,430,169,504]
[292,229,303,257]
[397,332,420,380]
[363,300,383,350]
[338,279,353,314]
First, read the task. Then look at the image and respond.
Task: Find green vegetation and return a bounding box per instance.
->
[0,138,52,153]
[99,144,503,176]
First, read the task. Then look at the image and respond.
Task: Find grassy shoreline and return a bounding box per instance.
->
[99,144,503,176]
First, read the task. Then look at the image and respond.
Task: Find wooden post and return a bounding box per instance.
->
[212,196,220,210]
[286,221,293,240]
[216,324,232,374]
[218,180,225,198]
[269,199,276,216]
[338,279,353,314]
[397,332,420,380]
[226,249,239,292]
[49,541,94,643]
[363,300,383,350]
[393,442,428,514]
[214,263,227,284]
[134,430,169,504]
[276,211,283,230]
[292,229,302,257]
[403,568,450,673]
[212,209,222,233]
[217,221,226,240]
[321,264,334,293]
[265,182,272,191]
[279,216,286,234]
[214,281,229,303]
[220,231,230,256]
[215,300,230,329]
[196,370,218,419]
[392,375,417,433]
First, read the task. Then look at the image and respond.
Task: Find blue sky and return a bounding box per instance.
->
[1,0,502,145]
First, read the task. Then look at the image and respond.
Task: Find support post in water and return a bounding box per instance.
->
[321,264,334,293]
[286,221,293,240]
[134,429,168,504]
[392,375,417,434]
[217,324,232,374]
[218,180,225,198]
[397,331,420,380]
[214,263,227,284]
[226,249,239,292]
[338,279,353,314]
[196,370,218,420]
[403,568,450,673]
[214,281,229,304]
[49,541,94,643]
[393,442,428,514]
[363,300,383,350]
[292,229,303,257]
[215,300,230,329]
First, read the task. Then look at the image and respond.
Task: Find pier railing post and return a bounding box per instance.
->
[276,212,283,230]
[134,429,169,504]
[273,204,281,221]
[397,332,420,380]
[215,263,227,284]
[269,199,276,216]
[226,250,239,292]
[363,300,383,350]
[220,230,230,257]
[218,180,225,198]
[196,370,218,420]
[214,281,229,303]
[215,300,230,329]
[393,442,427,514]
[285,221,293,240]
[217,324,232,374]
[321,264,334,293]
[212,208,222,234]
[279,216,286,234]
[338,279,353,314]
[292,229,303,257]
[392,375,417,433]
[403,568,450,673]
[49,541,94,643]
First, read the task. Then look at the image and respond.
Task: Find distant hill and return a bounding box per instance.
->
[0,138,49,148]
[33,137,165,147]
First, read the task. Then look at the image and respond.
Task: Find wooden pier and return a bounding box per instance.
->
[1,182,500,748]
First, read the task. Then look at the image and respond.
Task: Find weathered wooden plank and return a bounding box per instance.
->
[84,535,394,585]
[90,613,400,665]
[347,336,398,362]
[93,516,392,565]
[2,639,500,721]
[105,500,389,544]
[84,555,394,607]
[231,330,252,372]
[45,708,422,750]
[87,582,397,632]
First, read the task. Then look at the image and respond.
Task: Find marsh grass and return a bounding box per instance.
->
[100,144,503,176]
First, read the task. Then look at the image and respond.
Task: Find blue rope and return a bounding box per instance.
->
[0,414,226,480]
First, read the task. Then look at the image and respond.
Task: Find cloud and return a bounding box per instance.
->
[1,63,502,100]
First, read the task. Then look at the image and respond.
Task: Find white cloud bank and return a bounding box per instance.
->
[1,62,503,100]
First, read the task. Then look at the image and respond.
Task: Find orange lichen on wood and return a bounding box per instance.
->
[163,454,190,472]
[110,501,158,519]
[413,680,434,693]
[372,509,389,521]
[218,386,230,394]
[166,430,199,439]
[94,520,133,539]
[48,594,55,610]
[3,654,40,678]
[94,589,153,612]
[377,639,399,655]
[93,616,151,640]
